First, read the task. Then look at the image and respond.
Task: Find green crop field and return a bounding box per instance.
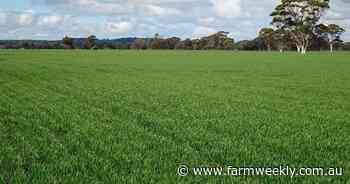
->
[0,50,349,183]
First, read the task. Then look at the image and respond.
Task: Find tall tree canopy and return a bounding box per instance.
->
[273,29,291,52]
[259,28,274,51]
[62,36,73,49]
[131,38,147,50]
[315,24,345,52]
[271,0,330,54]
[84,35,97,49]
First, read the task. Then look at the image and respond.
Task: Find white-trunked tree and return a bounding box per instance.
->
[315,24,345,53]
[270,0,330,54]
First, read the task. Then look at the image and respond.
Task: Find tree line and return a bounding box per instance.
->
[0,31,349,51]
[0,0,347,52]
[0,31,236,50]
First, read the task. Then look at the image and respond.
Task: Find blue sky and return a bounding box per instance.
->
[0,0,349,41]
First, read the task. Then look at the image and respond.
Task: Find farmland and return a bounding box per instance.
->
[0,50,350,183]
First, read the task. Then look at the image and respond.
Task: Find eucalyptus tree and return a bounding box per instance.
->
[315,24,345,52]
[273,29,291,52]
[131,38,147,50]
[62,36,74,49]
[259,28,275,51]
[271,0,330,54]
[84,35,97,49]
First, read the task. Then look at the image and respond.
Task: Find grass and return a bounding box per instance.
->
[0,50,349,183]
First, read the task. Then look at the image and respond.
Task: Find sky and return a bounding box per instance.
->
[0,0,349,41]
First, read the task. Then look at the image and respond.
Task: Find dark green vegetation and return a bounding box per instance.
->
[0,50,349,183]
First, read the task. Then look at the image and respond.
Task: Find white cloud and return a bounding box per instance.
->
[192,26,217,38]
[16,12,35,26]
[65,0,131,15]
[0,12,6,25]
[105,21,134,34]
[34,33,49,37]
[144,5,181,16]
[211,0,242,18]
[198,17,215,26]
[38,15,65,26]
